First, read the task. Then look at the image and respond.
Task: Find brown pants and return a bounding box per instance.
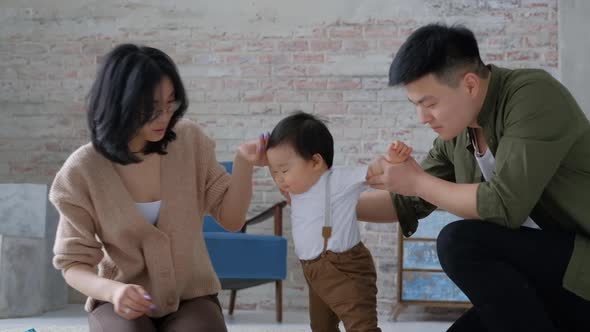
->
[88,294,227,332]
[301,242,381,332]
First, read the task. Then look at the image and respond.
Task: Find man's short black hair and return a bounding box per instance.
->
[389,23,488,87]
[87,43,188,164]
[266,111,334,168]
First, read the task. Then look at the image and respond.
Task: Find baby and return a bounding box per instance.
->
[265,111,410,332]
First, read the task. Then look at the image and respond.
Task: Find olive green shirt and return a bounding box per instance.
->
[393,65,590,300]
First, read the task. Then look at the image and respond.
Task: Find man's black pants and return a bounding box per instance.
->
[437,220,590,332]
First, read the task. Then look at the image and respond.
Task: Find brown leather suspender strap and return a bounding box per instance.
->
[322,171,332,254]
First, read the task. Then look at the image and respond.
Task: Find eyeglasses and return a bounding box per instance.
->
[147,101,181,122]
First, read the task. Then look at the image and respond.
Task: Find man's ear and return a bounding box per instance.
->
[463,72,480,98]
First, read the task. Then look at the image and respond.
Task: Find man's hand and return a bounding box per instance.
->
[366,156,426,196]
[367,140,413,179]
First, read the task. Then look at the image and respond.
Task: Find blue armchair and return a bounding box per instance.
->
[203,162,288,322]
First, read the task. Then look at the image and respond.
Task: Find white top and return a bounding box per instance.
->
[135,201,161,225]
[475,149,539,229]
[290,166,368,260]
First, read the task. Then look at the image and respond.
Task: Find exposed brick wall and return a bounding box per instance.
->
[0,0,558,317]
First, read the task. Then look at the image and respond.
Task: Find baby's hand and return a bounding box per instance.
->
[386,141,412,164]
[366,141,413,180]
[366,159,383,179]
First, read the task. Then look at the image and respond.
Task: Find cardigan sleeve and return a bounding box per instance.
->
[197,128,231,222]
[50,166,104,274]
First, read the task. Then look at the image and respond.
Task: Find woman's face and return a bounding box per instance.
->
[129,76,179,151]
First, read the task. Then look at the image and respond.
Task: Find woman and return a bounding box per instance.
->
[50,44,267,331]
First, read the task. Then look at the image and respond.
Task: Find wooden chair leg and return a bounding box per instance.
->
[229,290,237,315]
[276,280,283,323]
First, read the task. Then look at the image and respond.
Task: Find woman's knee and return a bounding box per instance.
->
[88,302,156,332]
[160,296,227,332]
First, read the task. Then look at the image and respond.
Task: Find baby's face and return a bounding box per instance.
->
[266,144,320,195]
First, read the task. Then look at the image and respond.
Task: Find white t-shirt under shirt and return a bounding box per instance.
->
[290,166,368,260]
[136,201,161,225]
[475,148,539,229]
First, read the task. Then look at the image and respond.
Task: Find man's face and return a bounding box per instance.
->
[405,73,479,140]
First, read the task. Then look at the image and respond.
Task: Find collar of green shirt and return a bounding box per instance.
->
[463,64,504,154]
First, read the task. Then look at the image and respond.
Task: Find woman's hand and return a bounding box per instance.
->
[111,283,155,320]
[237,132,269,167]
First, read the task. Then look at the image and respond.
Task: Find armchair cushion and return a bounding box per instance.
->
[203,215,229,233]
[204,232,287,280]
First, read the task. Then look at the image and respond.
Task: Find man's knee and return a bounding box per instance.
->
[437,220,476,273]
[437,220,472,251]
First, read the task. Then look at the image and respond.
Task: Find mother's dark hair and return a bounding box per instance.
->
[87,43,188,164]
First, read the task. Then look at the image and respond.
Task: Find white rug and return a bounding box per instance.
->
[1,323,451,332]
[0,306,451,332]
[2,328,86,332]
[1,327,310,332]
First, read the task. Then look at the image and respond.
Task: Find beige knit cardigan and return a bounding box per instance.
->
[50,119,231,317]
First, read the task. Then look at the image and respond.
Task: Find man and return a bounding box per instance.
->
[361,23,590,332]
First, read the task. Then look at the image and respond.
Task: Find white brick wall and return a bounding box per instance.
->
[0,0,559,317]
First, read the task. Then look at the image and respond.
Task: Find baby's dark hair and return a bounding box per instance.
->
[266,111,334,168]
